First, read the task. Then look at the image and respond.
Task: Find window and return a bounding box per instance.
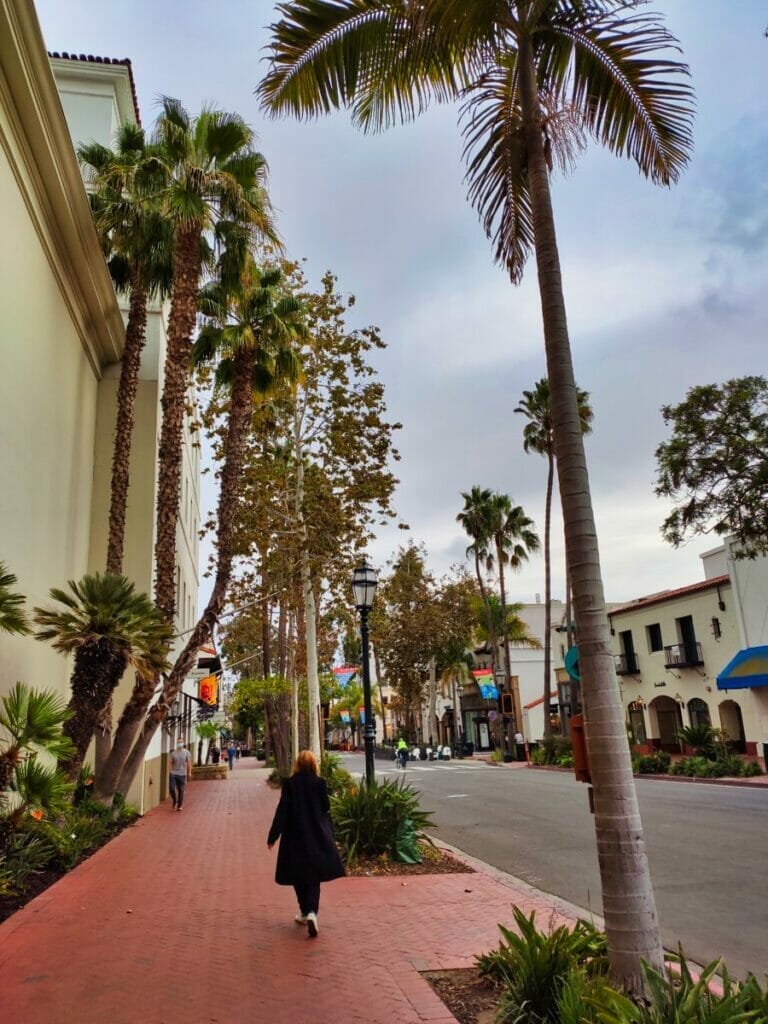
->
[711,616,722,640]
[647,623,663,653]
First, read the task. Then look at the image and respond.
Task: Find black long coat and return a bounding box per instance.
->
[267,773,346,886]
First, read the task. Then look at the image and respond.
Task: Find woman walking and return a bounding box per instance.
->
[267,750,345,937]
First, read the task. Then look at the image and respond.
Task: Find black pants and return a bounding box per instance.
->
[169,774,187,807]
[293,882,321,915]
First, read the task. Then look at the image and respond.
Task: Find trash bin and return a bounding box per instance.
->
[515,743,526,762]
[462,740,474,757]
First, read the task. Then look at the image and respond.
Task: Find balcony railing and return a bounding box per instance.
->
[663,642,703,668]
[615,653,640,675]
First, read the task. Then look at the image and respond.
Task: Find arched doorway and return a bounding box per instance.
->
[719,700,746,753]
[627,700,647,745]
[649,695,683,751]
[688,697,711,728]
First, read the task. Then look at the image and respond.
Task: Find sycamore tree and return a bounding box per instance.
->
[210,262,400,760]
[655,377,768,557]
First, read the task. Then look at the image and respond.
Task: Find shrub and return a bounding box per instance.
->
[633,752,671,775]
[477,908,607,1024]
[742,760,763,777]
[0,830,57,895]
[330,777,433,862]
[557,753,575,769]
[531,748,548,765]
[490,749,504,763]
[320,752,354,796]
[537,735,573,766]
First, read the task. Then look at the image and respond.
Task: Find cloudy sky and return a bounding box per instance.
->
[37,0,768,605]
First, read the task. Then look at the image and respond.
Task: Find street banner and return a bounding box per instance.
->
[333,665,359,688]
[199,675,218,706]
[472,668,498,700]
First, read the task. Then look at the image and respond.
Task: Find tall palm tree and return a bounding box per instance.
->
[515,379,592,735]
[486,494,539,743]
[78,124,174,576]
[457,487,497,672]
[258,0,693,987]
[0,562,29,636]
[110,262,304,800]
[149,99,278,626]
[33,575,171,779]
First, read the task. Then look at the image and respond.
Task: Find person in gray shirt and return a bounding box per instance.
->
[169,741,192,811]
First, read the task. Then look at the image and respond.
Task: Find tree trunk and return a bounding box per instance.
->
[495,538,516,750]
[374,646,387,742]
[93,671,158,803]
[113,345,255,799]
[474,553,497,674]
[427,657,438,747]
[293,408,321,759]
[106,274,148,575]
[153,226,202,625]
[259,543,272,676]
[291,674,299,761]
[61,640,129,780]
[543,448,555,737]
[518,35,664,991]
[94,700,113,776]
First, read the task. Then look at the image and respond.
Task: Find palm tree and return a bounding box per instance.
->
[0,563,30,636]
[259,0,693,987]
[78,124,174,576]
[438,640,472,753]
[33,574,171,779]
[0,684,72,795]
[457,488,497,673]
[515,379,592,735]
[486,494,539,743]
[471,595,541,652]
[149,98,278,626]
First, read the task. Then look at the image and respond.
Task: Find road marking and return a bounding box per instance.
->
[445,794,468,799]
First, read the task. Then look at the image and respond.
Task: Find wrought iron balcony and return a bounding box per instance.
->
[615,653,640,675]
[663,642,703,668]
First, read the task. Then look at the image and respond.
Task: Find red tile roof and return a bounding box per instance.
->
[608,575,729,617]
[48,52,141,125]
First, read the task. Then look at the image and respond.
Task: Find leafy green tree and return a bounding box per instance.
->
[516,379,592,733]
[259,0,694,987]
[655,377,768,557]
[33,575,171,780]
[0,563,30,636]
[78,124,174,576]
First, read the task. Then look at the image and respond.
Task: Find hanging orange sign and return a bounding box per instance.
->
[199,675,218,706]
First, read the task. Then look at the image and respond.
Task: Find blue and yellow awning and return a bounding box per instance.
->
[716,646,768,690]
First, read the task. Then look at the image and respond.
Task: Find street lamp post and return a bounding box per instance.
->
[352,561,378,786]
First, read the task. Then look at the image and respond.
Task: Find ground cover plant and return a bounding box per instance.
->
[330,776,433,863]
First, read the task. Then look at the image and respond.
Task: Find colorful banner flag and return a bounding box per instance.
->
[472,668,498,699]
[199,675,218,706]
[333,665,359,688]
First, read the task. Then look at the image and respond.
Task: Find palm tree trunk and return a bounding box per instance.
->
[495,538,515,751]
[518,35,663,991]
[114,345,255,798]
[106,274,148,575]
[62,641,129,780]
[259,543,272,677]
[154,225,202,624]
[474,553,497,673]
[293,407,321,759]
[427,657,438,746]
[543,448,554,737]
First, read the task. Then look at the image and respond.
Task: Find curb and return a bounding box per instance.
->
[526,763,767,789]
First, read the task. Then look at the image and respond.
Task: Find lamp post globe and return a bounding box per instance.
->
[351,561,378,785]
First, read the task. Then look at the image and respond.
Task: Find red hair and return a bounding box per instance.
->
[292,750,319,776]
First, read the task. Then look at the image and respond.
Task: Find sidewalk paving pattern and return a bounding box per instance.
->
[0,759,580,1024]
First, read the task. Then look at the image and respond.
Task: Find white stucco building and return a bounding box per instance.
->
[0,2,200,811]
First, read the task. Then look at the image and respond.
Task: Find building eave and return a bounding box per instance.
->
[0,0,124,373]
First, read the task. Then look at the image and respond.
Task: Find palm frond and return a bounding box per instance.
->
[0,563,30,636]
[543,5,694,184]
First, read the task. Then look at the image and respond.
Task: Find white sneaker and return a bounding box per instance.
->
[306,912,318,938]
[294,913,307,925]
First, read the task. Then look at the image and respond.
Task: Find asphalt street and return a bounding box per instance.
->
[340,753,768,979]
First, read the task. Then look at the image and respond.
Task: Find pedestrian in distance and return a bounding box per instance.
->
[169,739,192,811]
[227,740,237,771]
[210,742,221,765]
[235,742,241,760]
[267,750,345,938]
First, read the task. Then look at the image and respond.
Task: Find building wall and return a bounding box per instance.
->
[0,2,124,702]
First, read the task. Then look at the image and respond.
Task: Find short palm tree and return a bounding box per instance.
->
[149,98,279,626]
[259,1,694,985]
[0,562,30,636]
[515,379,592,734]
[457,488,497,672]
[0,683,73,795]
[78,124,174,576]
[33,575,171,778]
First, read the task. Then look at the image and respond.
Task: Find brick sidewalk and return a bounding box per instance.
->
[0,758,578,1024]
